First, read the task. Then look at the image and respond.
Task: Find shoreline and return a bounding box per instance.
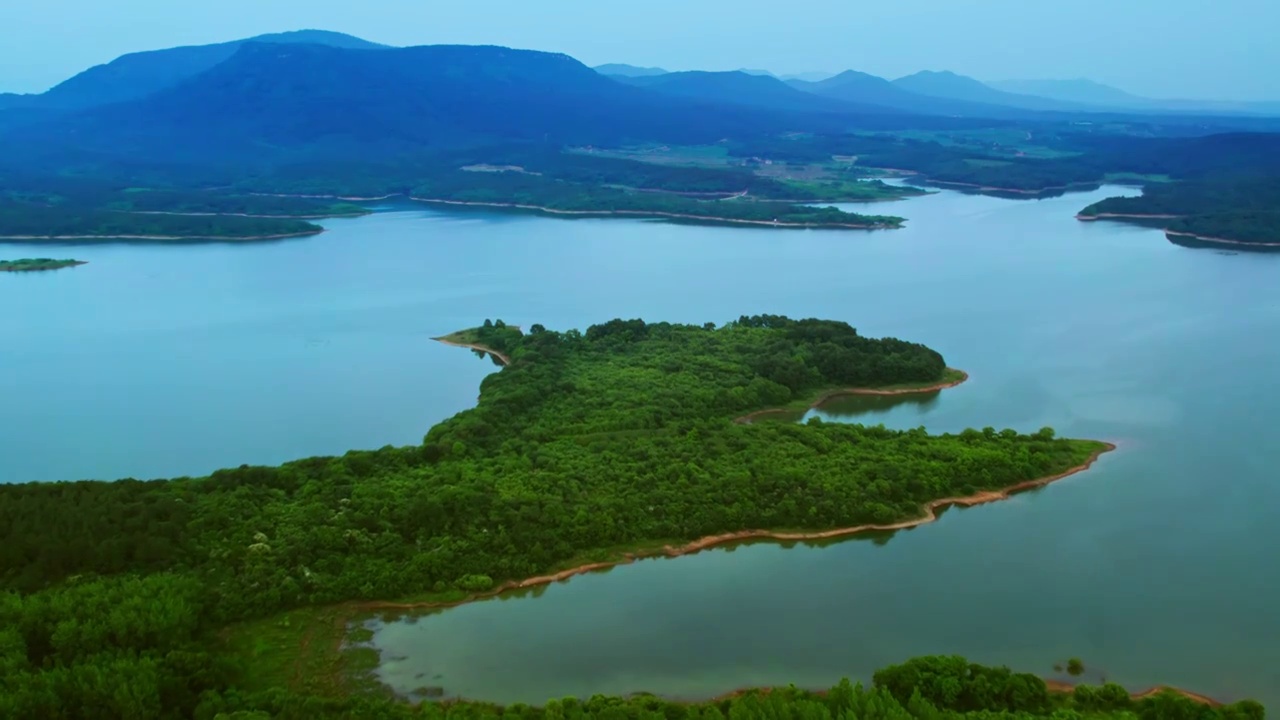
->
[921,179,1098,195]
[410,197,899,229]
[353,439,1114,616]
[1165,229,1280,248]
[250,192,402,201]
[735,370,969,424]
[0,230,323,242]
[1077,212,1183,221]
[699,676,1221,708]
[128,210,368,219]
[1044,679,1221,707]
[434,338,512,366]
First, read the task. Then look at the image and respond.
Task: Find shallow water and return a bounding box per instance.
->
[5,186,1278,706]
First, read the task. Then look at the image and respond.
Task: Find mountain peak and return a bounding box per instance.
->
[28,30,390,110]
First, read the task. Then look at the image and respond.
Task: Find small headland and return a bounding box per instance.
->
[432,322,524,366]
[0,258,87,272]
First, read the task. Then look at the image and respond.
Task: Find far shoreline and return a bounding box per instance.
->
[128,210,369,220]
[1077,212,1183,221]
[874,171,1100,197]
[0,230,324,242]
[410,197,901,230]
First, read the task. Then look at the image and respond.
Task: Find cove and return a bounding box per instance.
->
[5,184,1280,707]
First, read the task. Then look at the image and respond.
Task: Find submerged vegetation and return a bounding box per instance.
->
[0,314,1135,716]
[0,257,85,271]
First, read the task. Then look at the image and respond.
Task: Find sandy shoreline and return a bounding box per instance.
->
[736,370,969,424]
[410,197,897,229]
[1044,678,1221,706]
[250,192,401,201]
[1165,229,1280,248]
[0,230,323,241]
[356,439,1114,616]
[1077,212,1183,221]
[434,338,512,366]
[128,210,367,219]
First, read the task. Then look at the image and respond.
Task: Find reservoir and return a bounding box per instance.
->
[3,185,1278,706]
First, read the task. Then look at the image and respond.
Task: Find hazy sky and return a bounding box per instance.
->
[2,0,1276,100]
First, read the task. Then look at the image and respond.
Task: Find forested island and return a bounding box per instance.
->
[0,257,85,272]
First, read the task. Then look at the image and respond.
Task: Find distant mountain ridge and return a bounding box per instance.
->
[989,78,1144,106]
[615,70,890,114]
[0,30,389,111]
[3,42,818,166]
[990,77,1280,116]
[891,70,1088,112]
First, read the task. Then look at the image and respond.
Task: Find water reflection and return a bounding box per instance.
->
[806,391,941,422]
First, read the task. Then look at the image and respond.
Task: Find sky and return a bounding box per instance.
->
[2,0,1277,101]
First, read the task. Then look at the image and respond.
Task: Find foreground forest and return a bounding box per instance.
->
[0,315,1138,716]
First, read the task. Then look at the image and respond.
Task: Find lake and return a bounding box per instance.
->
[4,187,1278,706]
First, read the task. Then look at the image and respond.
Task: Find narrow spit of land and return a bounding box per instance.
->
[412,198,902,229]
[0,258,87,272]
[354,441,1114,615]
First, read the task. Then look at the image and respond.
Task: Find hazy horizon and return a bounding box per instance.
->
[2,0,1277,102]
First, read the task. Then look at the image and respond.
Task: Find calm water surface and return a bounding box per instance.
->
[4,187,1278,705]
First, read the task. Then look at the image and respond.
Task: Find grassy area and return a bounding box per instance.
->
[1103,172,1174,184]
[0,258,86,272]
[223,605,357,696]
[853,129,1081,160]
[757,177,927,203]
[570,144,734,168]
[571,144,920,194]
[963,158,1015,168]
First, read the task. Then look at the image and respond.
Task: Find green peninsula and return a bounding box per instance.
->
[0,258,86,272]
[1079,177,1280,248]
[0,315,1137,716]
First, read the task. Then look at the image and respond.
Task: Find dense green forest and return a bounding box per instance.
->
[1079,176,1280,217]
[0,315,1130,717]
[0,257,85,271]
[1079,177,1280,246]
[102,191,368,218]
[1165,213,1280,245]
[0,171,367,239]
